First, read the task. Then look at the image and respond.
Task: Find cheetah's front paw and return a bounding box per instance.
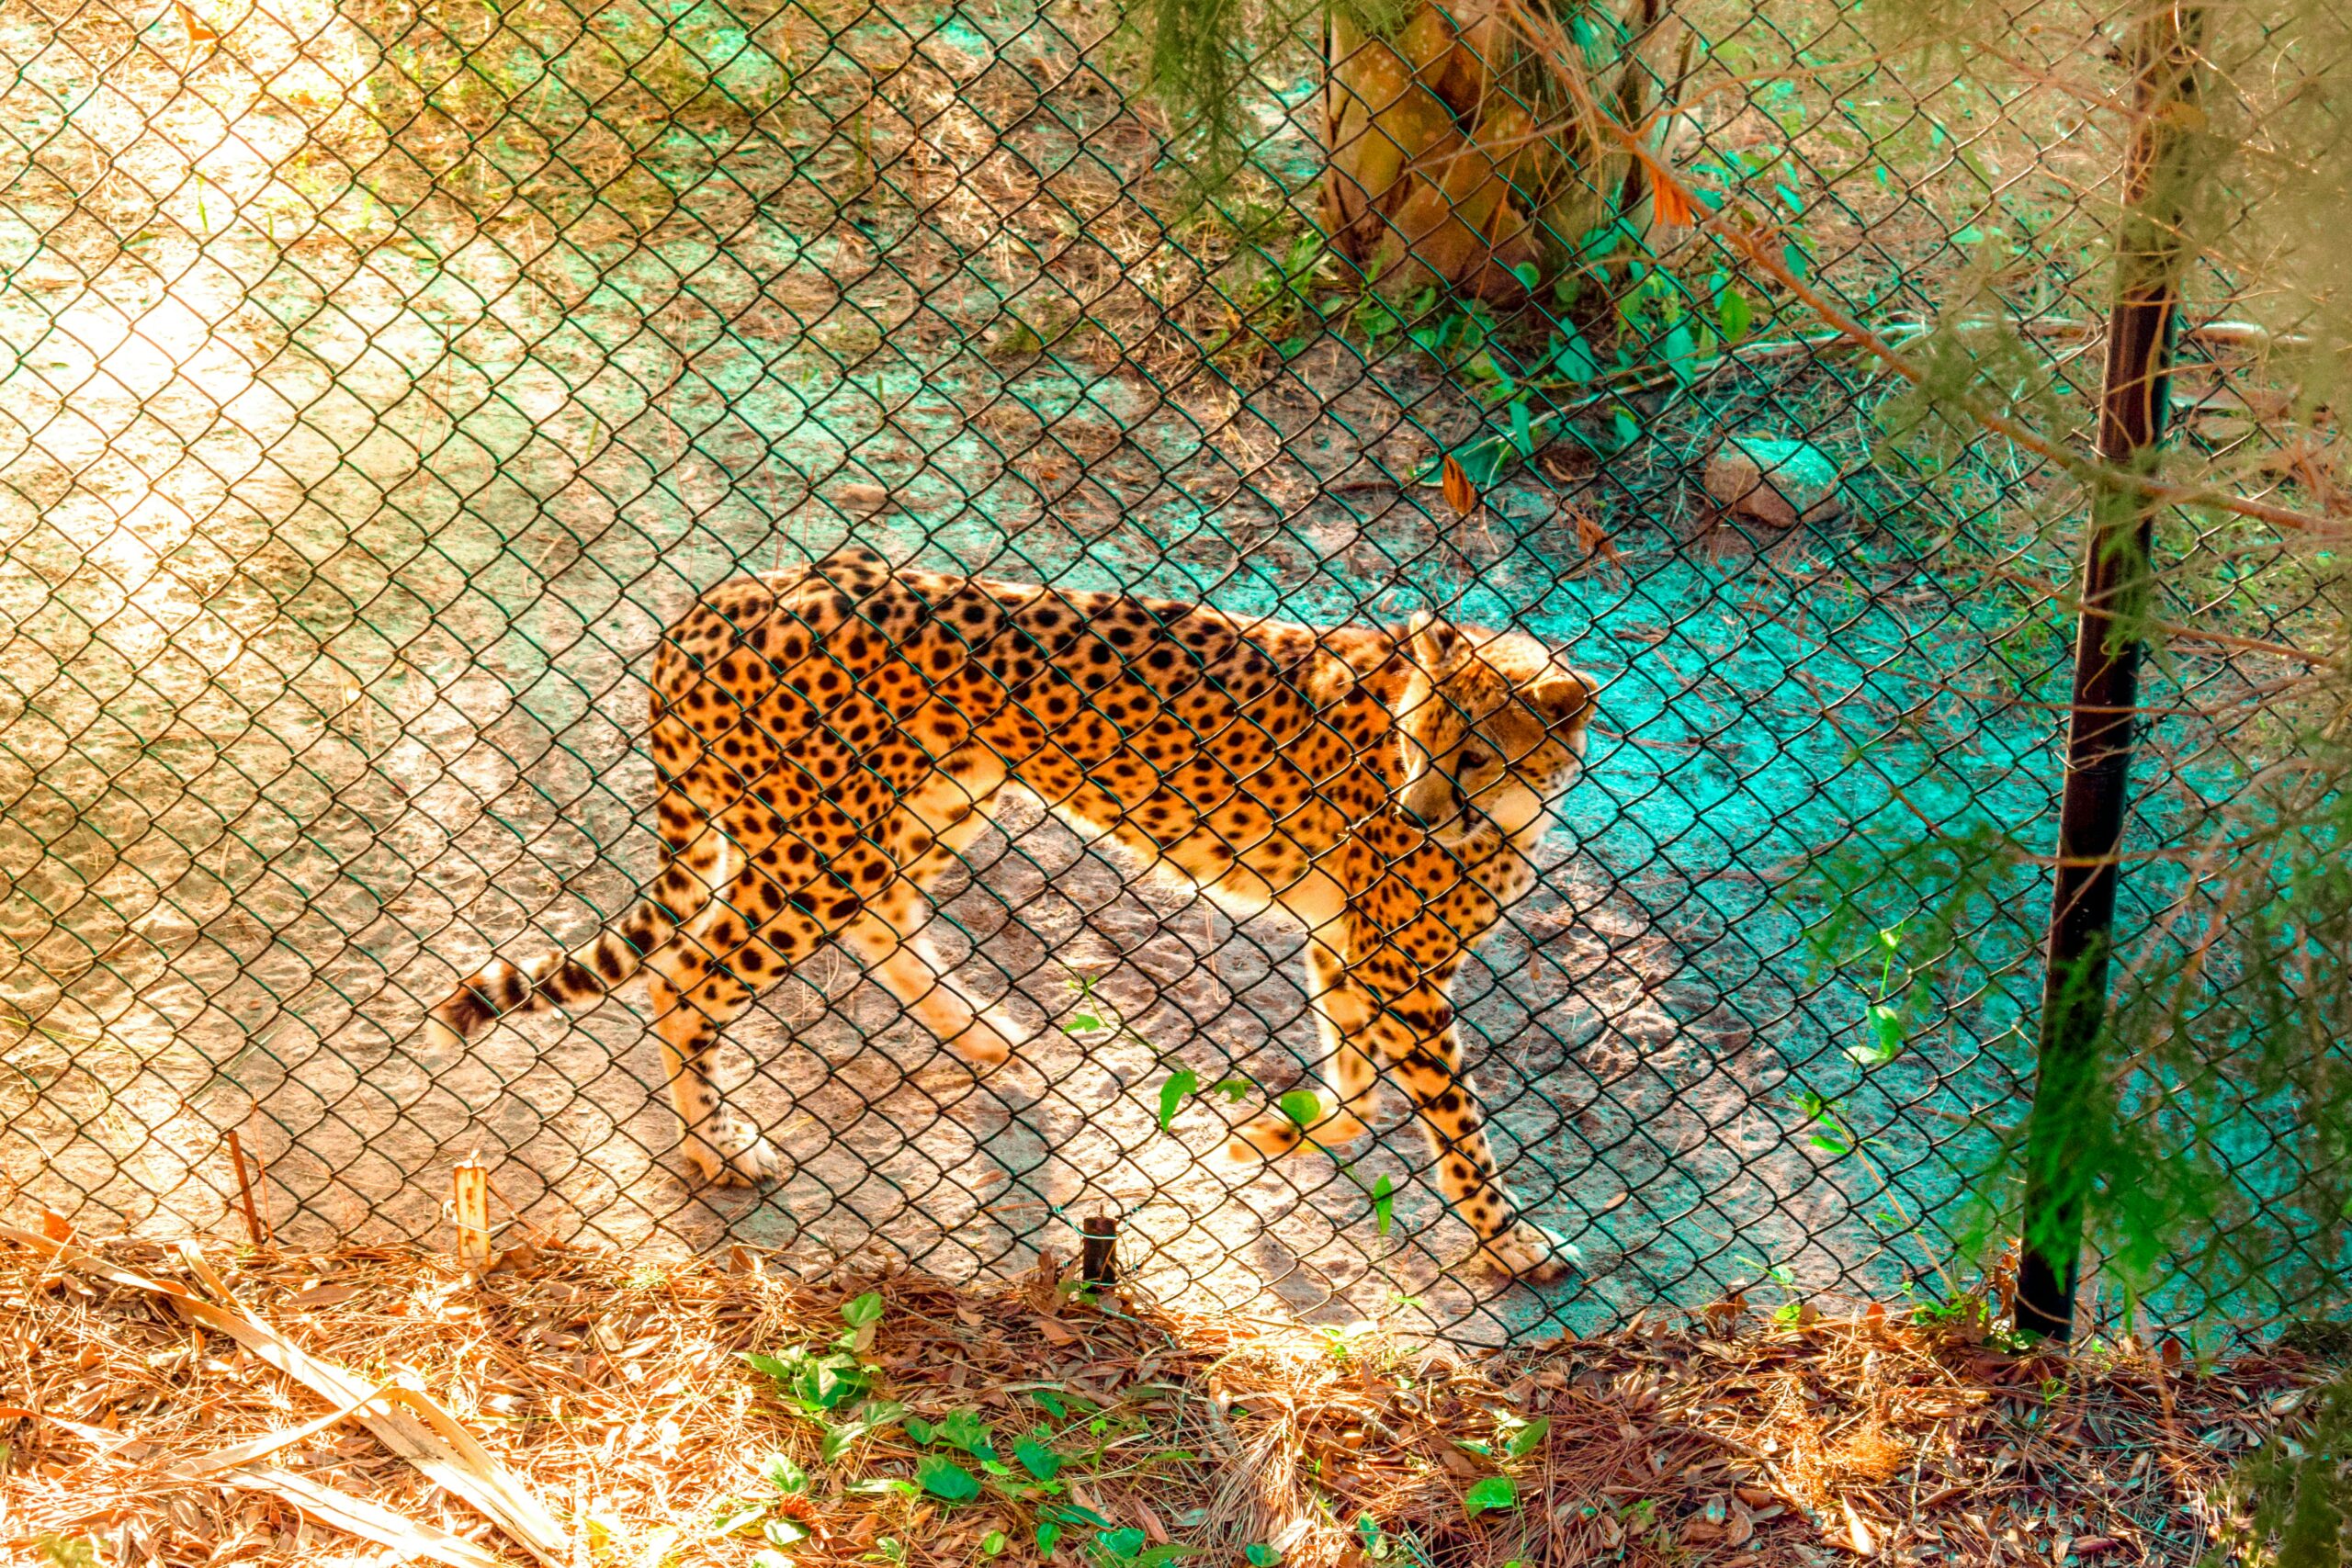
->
[944,1010,1026,1069]
[1474,1220,1579,1283]
[1217,1095,1374,1165]
[684,1107,781,1186]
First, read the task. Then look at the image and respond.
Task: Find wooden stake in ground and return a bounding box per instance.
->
[1081,1213,1119,1288]
[451,1158,493,1272]
[226,1130,268,1247]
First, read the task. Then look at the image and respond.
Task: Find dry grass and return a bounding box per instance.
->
[3,1225,2322,1567]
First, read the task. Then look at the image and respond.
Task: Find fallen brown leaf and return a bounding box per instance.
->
[1441,453,1476,518]
[1841,1495,1876,1556]
[1571,504,1619,561]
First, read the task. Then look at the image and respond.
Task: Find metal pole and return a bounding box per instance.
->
[2015,1,2208,1341]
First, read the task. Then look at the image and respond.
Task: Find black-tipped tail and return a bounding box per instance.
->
[424,898,674,1053]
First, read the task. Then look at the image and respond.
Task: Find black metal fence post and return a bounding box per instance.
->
[2015,2,2210,1341]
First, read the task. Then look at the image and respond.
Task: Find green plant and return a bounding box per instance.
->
[1156,1068,1198,1130]
[1352,1513,1411,1562]
[1846,922,1917,1069]
[914,1452,982,1503]
[2212,1375,2352,1568]
[1802,735,2352,1321]
[1061,974,1163,1059]
[1014,1432,1061,1480]
[1463,1475,1517,1517]
[1204,228,1333,360]
[743,1292,904,1461]
[1502,1415,1549,1459]
[905,1408,995,1458]
[1412,229,1752,485]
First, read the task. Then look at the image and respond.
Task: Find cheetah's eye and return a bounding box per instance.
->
[1455,750,1491,773]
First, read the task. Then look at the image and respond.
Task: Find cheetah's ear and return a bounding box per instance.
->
[1405,611,1465,674]
[1529,665,1597,729]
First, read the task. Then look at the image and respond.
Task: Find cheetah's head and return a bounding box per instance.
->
[1390,612,1597,848]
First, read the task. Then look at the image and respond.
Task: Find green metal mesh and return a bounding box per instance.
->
[0,0,2339,1344]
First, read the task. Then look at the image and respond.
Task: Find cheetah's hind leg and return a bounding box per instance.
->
[643,861,792,1187]
[842,770,1035,1072]
[835,879,1030,1069]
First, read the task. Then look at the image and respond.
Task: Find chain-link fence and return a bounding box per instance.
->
[2,0,2342,1344]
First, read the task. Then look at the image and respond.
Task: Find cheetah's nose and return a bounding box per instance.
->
[1396,773,1455,828]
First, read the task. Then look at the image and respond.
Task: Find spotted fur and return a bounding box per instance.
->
[427,546,1598,1279]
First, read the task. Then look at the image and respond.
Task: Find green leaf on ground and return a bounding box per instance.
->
[820,1399,906,1462]
[1096,1529,1148,1560]
[1278,1089,1321,1128]
[1371,1174,1396,1236]
[915,1454,980,1503]
[1464,1476,1517,1517]
[937,1409,992,1455]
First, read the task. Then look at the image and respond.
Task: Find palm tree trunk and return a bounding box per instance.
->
[1320,0,1665,301]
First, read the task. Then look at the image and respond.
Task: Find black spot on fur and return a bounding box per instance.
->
[443,989,493,1037]
[547,958,599,999]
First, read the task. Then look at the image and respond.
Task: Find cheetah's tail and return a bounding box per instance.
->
[423,866,707,1055]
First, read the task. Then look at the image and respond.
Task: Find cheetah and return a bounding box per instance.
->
[426,547,1598,1279]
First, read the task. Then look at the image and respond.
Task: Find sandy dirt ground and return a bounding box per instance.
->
[9,0,2293,1345]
